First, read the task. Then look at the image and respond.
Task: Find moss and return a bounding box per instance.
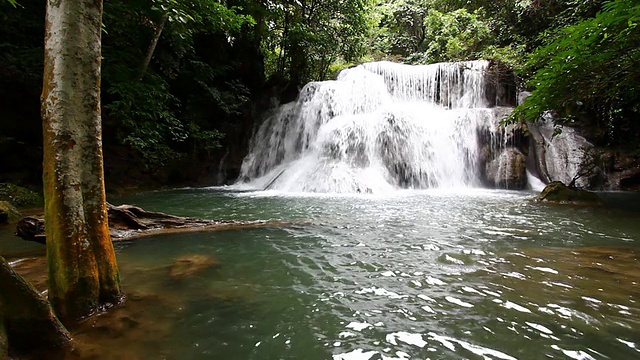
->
[0,183,42,208]
[0,201,22,224]
[535,181,603,205]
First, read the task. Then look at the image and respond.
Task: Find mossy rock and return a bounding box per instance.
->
[0,201,22,224]
[0,183,42,208]
[535,181,603,205]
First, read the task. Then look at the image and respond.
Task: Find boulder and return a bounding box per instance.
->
[170,254,218,280]
[0,201,21,225]
[596,150,640,190]
[526,119,599,188]
[484,148,527,190]
[535,181,603,205]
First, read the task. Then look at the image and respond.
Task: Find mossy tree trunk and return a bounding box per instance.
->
[41,0,122,322]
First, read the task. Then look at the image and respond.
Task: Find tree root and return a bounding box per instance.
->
[15,203,294,244]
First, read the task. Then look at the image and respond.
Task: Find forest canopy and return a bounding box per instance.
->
[509,0,640,147]
[0,0,638,187]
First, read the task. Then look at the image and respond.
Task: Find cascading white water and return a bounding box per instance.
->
[238,61,514,193]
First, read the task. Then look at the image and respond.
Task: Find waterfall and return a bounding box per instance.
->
[238,61,521,193]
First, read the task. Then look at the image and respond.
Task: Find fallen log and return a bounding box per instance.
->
[16,203,292,243]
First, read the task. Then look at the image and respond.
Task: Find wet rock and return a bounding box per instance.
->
[484,148,527,190]
[596,150,640,190]
[526,119,610,189]
[618,167,640,190]
[15,216,46,244]
[170,254,219,280]
[535,181,603,205]
[0,201,21,224]
[484,61,517,107]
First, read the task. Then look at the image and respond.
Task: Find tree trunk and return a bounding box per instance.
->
[138,13,168,81]
[0,316,7,359]
[0,256,71,352]
[41,0,122,322]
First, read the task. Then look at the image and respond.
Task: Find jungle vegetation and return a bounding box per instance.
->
[0,0,637,187]
[0,0,638,355]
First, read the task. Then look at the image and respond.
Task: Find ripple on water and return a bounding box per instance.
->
[332,332,519,360]
[39,188,639,360]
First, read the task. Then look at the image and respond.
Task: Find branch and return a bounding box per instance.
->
[138,13,168,81]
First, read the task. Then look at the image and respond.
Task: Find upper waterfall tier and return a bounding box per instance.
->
[237,61,520,193]
[360,61,490,108]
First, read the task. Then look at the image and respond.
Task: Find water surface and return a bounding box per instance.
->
[2,189,639,359]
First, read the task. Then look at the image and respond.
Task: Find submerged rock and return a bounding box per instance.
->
[535,181,603,205]
[170,254,219,280]
[67,290,179,360]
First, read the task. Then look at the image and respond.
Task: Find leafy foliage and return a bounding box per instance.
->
[510,0,640,145]
[410,8,490,64]
[259,0,374,83]
[371,0,524,65]
[102,0,253,169]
